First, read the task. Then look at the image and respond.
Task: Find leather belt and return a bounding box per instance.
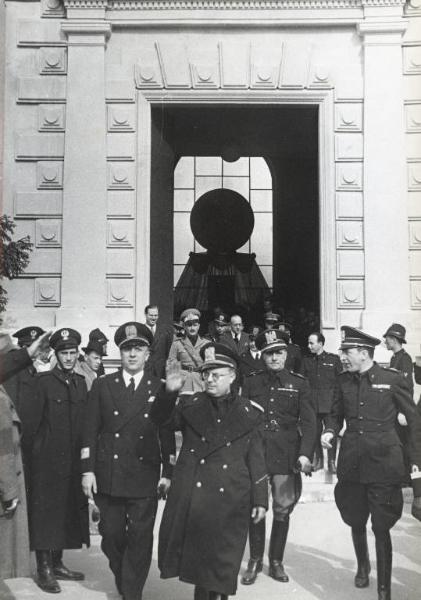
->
[182,365,195,372]
[347,422,395,433]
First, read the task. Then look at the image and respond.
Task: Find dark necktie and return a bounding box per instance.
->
[128,377,135,396]
[235,334,240,346]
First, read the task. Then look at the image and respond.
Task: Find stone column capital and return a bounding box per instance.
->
[357,19,408,43]
[61,20,112,45]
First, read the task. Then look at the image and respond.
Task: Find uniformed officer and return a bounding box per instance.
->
[150,343,268,600]
[240,329,316,586]
[86,328,109,376]
[28,328,89,594]
[168,308,208,392]
[81,322,175,600]
[206,313,229,343]
[321,326,421,600]
[263,312,280,330]
[277,322,302,373]
[301,332,342,473]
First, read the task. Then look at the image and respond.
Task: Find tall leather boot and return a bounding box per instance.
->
[241,518,265,585]
[51,549,85,580]
[327,439,337,474]
[194,586,209,600]
[268,517,290,582]
[36,550,61,594]
[375,530,392,600]
[351,528,371,588]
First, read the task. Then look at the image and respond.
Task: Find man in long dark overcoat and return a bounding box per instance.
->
[322,326,421,600]
[151,342,268,600]
[28,328,89,593]
[81,322,175,600]
[240,329,316,586]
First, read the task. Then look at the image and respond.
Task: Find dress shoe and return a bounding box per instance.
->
[269,560,289,582]
[241,559,263,585]
[51,550,85,581]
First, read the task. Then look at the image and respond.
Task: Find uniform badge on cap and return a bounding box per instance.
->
[30,329,38,339]
[265,330,278,344]
[61,329,69,340]
[125,324,138,339]
[204,346,216,362]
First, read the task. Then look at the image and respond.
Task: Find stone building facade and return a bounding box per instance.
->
[0,0,420,361]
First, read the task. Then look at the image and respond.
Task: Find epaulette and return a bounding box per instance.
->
[249,399,264,413]
[289,371,305,379]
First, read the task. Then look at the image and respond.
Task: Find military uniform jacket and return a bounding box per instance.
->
[325,363,421,490]
[301,351,342,414]
[238,350,265,381]
[242,369,316,475]
[27,367,89,550]
[285,343,302,373]
[150,391,268,596]
[390,349,414,397]
[82,370,174,498]
[168,336,208,392]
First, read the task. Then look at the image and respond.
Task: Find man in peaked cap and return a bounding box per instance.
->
[263,312,280,330]
[322,326,421,600]
[27,327,89,593]
[168,309,208,393]
[240,329,316,586]
[85,328,109,376]
[81,321,176,600]
[206,313,229,343]
[150,342,268,600]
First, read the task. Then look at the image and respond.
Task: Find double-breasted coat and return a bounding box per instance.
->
[81,370,174,498]
[27,367,89,550]
[301,351,342,414]
[150,391,268,596]
[241,369,316,474]
[325,363,421,488]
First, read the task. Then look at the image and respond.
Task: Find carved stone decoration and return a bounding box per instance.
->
[108,163,135,190]
[403,47,421,75]
[41,0,65,18]
[15,133,64,160]
[410,280,421,309]
[37,162,63,189]
[39,47,67,75]
[335,103,363,132]
[308,64,333,89]
[408,163,421,190]
[36,219,62,247]
[107,105,136,132]
[18,77,67,103]
[250,42,282,89]
[338,280,364,309]
[336,221,363,249]
[337,250,365,278]
[220,41,249,89]
[107,279,134,307]
[336,163,363,190]
[109,0,364,9]
[35,278,61,307]
[14,192,63,218]
[335,133,364,161]
[279,43,310,89]
[191,64,219,89]
[107,220,134,247]
[409,221,421,249]
[38,105,66,132]
[405,104,421,132]
[156,41,192,88]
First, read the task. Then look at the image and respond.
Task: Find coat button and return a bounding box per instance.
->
[196,481,202,488]
[358,416,363,420]
[139,435,144,440]
[201,436,206,442]
[144,413,149,418]
[269,411,273,415]
[190,448,195,453]
[139,457,143,461]
[114,410,119,416]
[222,464,228,470]
[219,487,224,493]
[114,454,118,459]
[270,398,274,402]
[115,433,120,438]
[226,442,231,447]
[271,387,274,391]
[147,381,151,385]
[200,459,205,464]
[359,431,363,435]
[216,418,221,424]
[360,402,364,406]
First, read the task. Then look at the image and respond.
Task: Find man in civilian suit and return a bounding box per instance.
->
[81,322,175,600]
[221,315,250,356]
[144,305,174,379]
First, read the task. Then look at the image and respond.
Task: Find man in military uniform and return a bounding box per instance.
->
[206,313,229,343]
[301,332,342,473]
[81,322,175,600]
[263,312,280,330]
[240,329,316,586]
[322,326,421,600]
[28,328,89,594]
[168,308,208,392]
[150,343,268,600]
[278,322,302,373]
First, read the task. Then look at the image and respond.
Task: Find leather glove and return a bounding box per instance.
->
[1,498,19,519]
[157,477,171,500]
[296,455,313,476]
[321,432,334,449]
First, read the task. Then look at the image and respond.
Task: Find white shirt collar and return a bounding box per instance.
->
[250,350,260,359]
[122,369,144,390]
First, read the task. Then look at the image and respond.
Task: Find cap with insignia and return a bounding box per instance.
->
[82,340,107,356]
[173,321,184,332]
[278,322,293,332]
[255,329,289,353]
[180,308,201,323]
[13,326,45,348]
[199,342,238,371]
[114,322,153,349]
[50,328,81,352]
[214,313,229,326]
[340,326,381,350]
[89,328,109,345]
[383,323,407,344]
[264,312,280,324]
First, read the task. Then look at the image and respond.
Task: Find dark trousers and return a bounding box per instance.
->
[95,494,158,600]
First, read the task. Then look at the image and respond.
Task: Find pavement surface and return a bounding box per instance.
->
[2,473,421,600]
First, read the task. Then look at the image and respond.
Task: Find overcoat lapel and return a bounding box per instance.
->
[106,371,153,431]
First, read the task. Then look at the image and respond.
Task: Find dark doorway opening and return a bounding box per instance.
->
[149,103,319,326]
